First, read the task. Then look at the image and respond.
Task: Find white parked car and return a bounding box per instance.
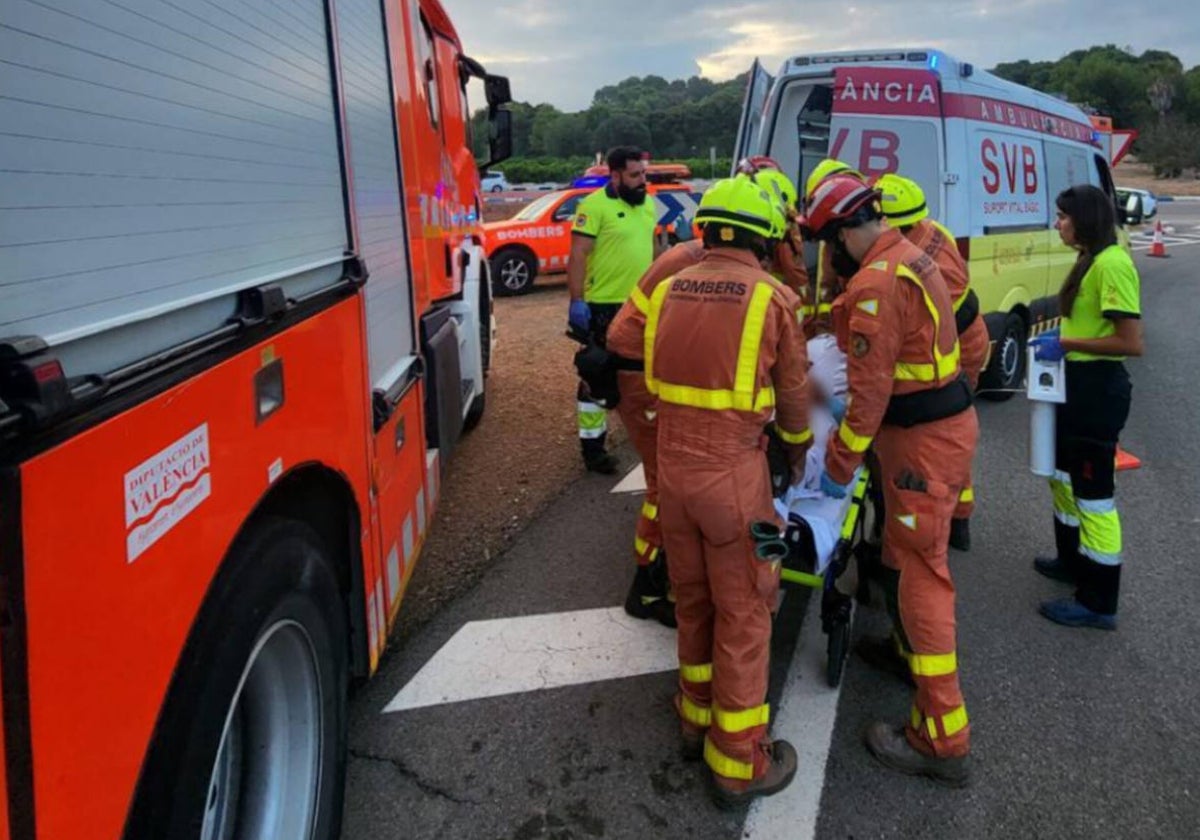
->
[480,170,510,192]
[1115,187,1157,221]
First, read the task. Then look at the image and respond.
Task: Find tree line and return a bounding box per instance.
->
[475,45,1199,183]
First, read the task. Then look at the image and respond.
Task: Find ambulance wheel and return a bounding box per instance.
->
[979,312,1027,401]
[826,617,851,688]
[491,247,537,296]
[125,517,348,840]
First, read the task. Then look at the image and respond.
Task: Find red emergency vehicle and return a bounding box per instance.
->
[0,2,511,838]
[484,174,703,296]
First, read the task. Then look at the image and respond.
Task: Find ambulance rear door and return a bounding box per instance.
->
[732,59,775,169]
[826,66,946,220]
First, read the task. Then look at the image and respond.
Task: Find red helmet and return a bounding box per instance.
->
[736,155,783,175]
[803,175,881,241]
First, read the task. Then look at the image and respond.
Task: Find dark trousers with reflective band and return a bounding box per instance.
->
[577,304,621,457]
[1049,361,1131,615]
[616,371,662,567]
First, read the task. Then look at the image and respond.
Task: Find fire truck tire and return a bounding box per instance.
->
[491,247,537,296]
[978,311,1027,401]
[123,517,348,840]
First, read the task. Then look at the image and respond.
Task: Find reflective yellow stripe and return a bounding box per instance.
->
[641,500,659,521]
[634,536,658,562]
[712,703,769,734]
[680,695,712,727]
[644,278,672,395]
[958,486,974,504]
[942,705,969,737]
[643,276,776,413]
[630,285,651,315]
[837,422,873,454]
[733,282,776,398]
[911,704,969,740]
[893,264,960,383]
[704,739,755,781]
[680,662,712,683]
[817,302,833,314]
[908,651,957,678]
[775,423,813,445]
[655,382,776,412]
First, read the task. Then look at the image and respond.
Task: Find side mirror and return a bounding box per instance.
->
[484,74,512,109]
[486,108,513,168]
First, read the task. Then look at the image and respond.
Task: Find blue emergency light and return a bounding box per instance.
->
[571,176,608,189]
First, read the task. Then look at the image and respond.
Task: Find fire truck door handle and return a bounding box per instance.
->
[444,242,453,278]
[255,359,285,424]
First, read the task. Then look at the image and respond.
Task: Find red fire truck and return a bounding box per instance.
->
[0,2,511,838]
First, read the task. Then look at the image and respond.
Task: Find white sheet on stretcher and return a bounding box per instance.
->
[771,335,857,576]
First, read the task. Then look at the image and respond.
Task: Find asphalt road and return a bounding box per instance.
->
[341,204,1200,840]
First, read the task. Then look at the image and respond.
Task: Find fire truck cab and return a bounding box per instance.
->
[0,2,510,838]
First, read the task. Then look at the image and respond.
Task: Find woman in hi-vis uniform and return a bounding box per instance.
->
[1029,184,1144,630]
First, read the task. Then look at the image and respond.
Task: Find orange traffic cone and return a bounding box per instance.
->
[1115,446,1142,471]
[1148,220,1169,258]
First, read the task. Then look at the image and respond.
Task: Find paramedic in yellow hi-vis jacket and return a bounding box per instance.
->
[1029,185,1143,630]
[566,146,657,474]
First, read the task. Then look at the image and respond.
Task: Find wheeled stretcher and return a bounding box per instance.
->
[754,334,875,687]
[752,467,873,687]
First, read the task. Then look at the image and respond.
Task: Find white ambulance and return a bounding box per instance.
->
[733,48,1124,396]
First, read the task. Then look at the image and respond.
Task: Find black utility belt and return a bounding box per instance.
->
[954,289,980,334]
[883,375,973,428]
[610,354,644,372]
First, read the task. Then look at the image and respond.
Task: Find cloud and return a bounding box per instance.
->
[441,0,1200,110]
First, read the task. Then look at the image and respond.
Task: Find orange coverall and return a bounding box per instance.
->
[638,248,811,789]
[825,229,978,759]
[904,219,988,521]
[608,240,705,567]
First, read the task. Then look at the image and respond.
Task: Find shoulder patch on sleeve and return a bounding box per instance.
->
[851,334,871,358]
[574,213,589,228]
[856,298,879,316]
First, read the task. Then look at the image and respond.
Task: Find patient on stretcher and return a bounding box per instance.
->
[771,334,859,574]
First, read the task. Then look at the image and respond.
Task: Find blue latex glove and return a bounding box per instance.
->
[568,299,591,334]
[1030,332,1065,362]
[820,470,850,499]
[827,395,847,424]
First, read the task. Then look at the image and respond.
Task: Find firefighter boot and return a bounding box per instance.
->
[949,517,971,551]
[623,557,676,628]
[854,636,914,686]
[864,722,971,788]
[710,740,798,810]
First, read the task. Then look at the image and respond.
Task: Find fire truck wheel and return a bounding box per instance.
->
[978,311,1027,402]
[124,517,348,840]
[491,247,537,296]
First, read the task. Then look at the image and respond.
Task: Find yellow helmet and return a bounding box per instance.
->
[695,175,782,240]
[755,169,799,214]
[875,173,929,227]
[805,158,863,201]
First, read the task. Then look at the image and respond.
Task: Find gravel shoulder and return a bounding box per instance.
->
[389,280,628,641]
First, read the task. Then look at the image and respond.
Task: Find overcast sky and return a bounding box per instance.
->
[444,0,1200,111]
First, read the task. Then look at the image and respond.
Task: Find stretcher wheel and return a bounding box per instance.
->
[826,616,851,687]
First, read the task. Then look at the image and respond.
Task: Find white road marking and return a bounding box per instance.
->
[611,462,647,494]
[744,594,845,840]
[382,606,677,713]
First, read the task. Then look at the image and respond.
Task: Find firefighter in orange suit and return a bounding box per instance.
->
[609,237,704,628]
[876,173,988,552]
[614,175,812,807]
[805,175,977,786]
